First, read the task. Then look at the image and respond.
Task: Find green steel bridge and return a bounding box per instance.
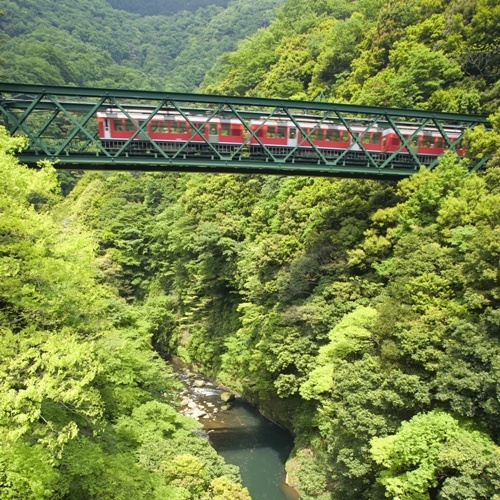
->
[0,83,492,179]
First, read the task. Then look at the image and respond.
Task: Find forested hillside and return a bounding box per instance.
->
[0,0,281,91]
[202,0,500,114]
[1,0,500,498]
[65,148,500,499]
[57,0,500,498]
[107,0,229,17]
[0,130,250,498]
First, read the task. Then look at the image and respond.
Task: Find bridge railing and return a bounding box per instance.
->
[0,83,491,179]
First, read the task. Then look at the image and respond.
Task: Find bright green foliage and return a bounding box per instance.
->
[204,0,498,113]
[348,41,462,108]
[0,128,245,498]
[63,150,500,498]
[208,475,251,499]
[161,453,211,497]
[371,411,500,499]
[300,306,378,400]
[0,441,60,499]
[9,0,497,496]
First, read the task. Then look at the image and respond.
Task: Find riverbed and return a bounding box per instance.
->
[176,369,299,499]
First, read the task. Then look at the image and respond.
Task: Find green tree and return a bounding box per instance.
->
[372,411,500,499]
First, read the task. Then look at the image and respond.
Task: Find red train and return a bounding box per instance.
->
[97,109,464,165]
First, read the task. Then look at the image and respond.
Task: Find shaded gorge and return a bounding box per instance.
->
[175,367,298,499]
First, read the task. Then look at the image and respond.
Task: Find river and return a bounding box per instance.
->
[176,368,299,499]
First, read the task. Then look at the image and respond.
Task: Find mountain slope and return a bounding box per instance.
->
[0,0,282,91]
[201,0,500,114]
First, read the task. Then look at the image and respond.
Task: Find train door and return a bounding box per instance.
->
[209,122,219,143]
[103,118,110,139]
[288,127,297,148]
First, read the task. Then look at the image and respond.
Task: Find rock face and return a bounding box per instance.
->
[220,391,235,403]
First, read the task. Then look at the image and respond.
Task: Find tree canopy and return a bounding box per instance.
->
[0,128,249,499]
[1,0,499,497]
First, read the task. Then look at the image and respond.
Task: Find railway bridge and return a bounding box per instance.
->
[0,83,492,179]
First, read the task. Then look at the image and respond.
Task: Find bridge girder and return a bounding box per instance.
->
[0,83,491,179]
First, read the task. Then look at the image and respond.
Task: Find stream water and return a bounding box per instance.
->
[176,368,299,499]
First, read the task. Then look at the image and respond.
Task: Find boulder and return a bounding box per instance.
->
[220,392,235,403]
[192,409,207,419]
[193,379,206,388]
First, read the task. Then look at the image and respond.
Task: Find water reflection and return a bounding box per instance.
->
[207,399,297,500]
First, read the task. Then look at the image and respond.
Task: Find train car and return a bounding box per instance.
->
[382,127,464,159]
[97,109,464,165]
[97,110,231,153]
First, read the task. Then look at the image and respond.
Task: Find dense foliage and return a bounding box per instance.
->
[2,0,500,497]
[107,0,229,17]
[0,0,281,91]
[202,0,500,114]
[65,145,500,499]
[0,129,249,499]
[56,1,500,495]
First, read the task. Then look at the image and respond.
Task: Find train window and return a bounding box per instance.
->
[114,119,124,131]
[289,128,297,139]
[267,126,276,138]
[179,122,187,133]
[422,135,434,147]
[125,120,135,131]
[372,133,381,144]
[209,123,218,135]
[328,130,339,141]
[221,123,230,136]
[361,133,371,144]
[277,126,286,138]
[402,135,417,147]
[313,129,324,140]
[151,121,166,133]
[341,131,349,142]
[436,138,445,148]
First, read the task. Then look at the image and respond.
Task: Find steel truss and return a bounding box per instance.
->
[0,83,491,179]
